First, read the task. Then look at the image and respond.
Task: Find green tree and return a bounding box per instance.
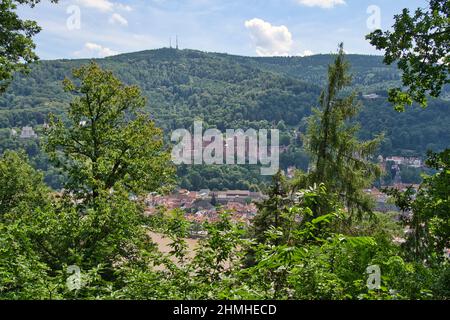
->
[386,149,449,262]
[0,150,50,221]
[366,0,449,111]
[27,62,177,293]
[305,44,383,218]
[0,221,56,299]
[0,0,58,92]
[252,170,291,245]
[0,150,60,299]
[45,62,174,207]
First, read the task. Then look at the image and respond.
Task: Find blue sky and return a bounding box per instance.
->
[17,0,428,60]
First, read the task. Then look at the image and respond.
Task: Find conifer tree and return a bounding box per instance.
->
[252,170,291,244]
[305,44,383,218]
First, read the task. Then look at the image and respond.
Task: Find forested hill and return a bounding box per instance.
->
[1,48,449,157]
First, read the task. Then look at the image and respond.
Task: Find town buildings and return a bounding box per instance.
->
[145,189,263,224]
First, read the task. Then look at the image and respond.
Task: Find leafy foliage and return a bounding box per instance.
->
[0,64,175,299]
[0,0,58,92]
[0,47,448,301]
[385,149,449,262]
[45,62,175,204]
[367,0,450,111]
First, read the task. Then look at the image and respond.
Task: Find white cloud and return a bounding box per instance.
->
[76,0,114,12]
[296,0,346,9]
[244,18,293,56]
[300,50,314,56]
[75,42,118,58]
[109,13,128,26]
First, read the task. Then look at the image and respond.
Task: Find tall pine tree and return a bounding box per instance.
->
[305,43,383,218]
[252,170,291,245]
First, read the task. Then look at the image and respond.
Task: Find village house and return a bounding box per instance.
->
[19,126,38,139]
[385,156,423,168]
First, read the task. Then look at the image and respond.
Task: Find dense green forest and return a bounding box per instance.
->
[1,51,448,300]
[1,0,448,303]
[1,48,449,189]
